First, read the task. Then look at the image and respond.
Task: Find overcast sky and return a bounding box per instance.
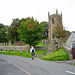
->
[0,0,75,31]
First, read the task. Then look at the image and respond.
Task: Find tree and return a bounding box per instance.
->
[18,17,43,47]
[0,23,8,43]
[53,24,67,39]
[8,18,21,44]
[40,21,48,39]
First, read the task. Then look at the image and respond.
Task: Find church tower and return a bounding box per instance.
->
[48,9,62,44]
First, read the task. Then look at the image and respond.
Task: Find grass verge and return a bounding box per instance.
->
[0,50,47,58]
[41,47,69,61]
[36,42,46,46]
[36,42,53,46]
[73,63,75,65]
[63,42,66,45]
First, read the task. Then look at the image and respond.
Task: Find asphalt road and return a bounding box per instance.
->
[0,54,75,75]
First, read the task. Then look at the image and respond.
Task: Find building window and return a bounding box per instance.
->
[52,18,54,24]
[52,35,54,39]
[59,19,61,24]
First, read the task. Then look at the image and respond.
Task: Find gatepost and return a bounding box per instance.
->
[9,42,11,54]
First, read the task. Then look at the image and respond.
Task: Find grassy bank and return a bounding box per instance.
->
[0,50,46,58]
[36,42,46,46]
[36,42,53,46]
[41,47,69,61]
[73,63,75,65]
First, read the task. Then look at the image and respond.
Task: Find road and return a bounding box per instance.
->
[0,54,75,75]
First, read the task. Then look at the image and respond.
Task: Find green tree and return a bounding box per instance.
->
[40,21,48,39]
[18,17,43,47]
[8,18,21,44]
[0,23,8,43]
[53,24,68,39]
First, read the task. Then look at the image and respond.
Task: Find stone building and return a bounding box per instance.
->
[48,9,62,44]
[66,31,75,48]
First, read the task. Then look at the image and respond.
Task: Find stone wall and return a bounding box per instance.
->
[14,41,25,46]
[0,46,30,51]
[46,40,63,54]
[62,44,73,60]
[0,43,6,46]
[0,46,47,51]
[34,46,47,50]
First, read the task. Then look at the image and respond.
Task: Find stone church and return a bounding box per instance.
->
[48,9,62,43]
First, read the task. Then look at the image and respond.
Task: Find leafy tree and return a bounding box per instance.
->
[8,18,21,43]
[0,24,8,43]
[18,17,43,47]
[40,21,48,39]
[53,24,68,39]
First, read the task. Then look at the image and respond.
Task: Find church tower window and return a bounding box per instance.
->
[52,18,54,24]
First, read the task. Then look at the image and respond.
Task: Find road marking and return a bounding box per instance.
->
[66,70,75,75]
[0,57,31,75]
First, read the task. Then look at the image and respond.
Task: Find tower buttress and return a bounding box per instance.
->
[48,11,51,44]
[56,9,58,14]
[48,11,50,17]
[61,12,62,17]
